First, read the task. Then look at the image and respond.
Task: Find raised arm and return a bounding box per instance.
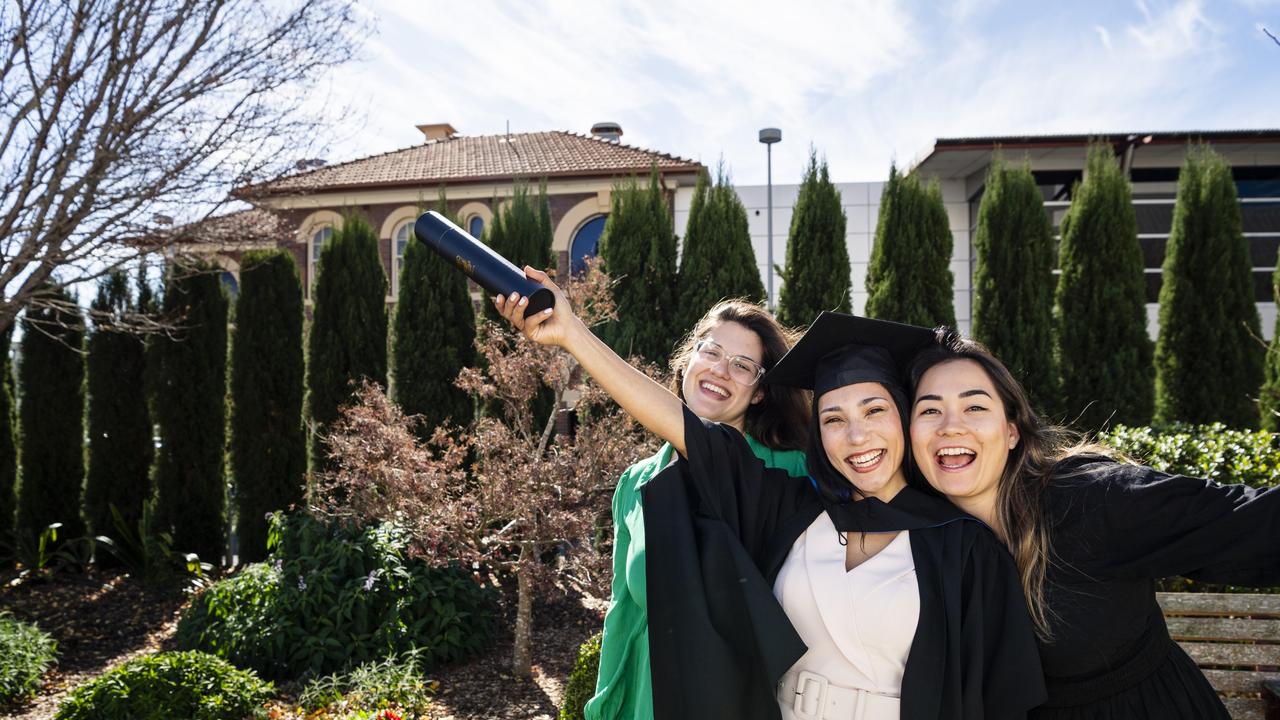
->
[495,267,687,456]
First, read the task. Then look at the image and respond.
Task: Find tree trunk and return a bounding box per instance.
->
[511,540,534,677]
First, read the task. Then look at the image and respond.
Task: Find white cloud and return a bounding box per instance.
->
[311,0,1274,186]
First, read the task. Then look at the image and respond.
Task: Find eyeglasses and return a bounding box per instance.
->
[693,339,766,387]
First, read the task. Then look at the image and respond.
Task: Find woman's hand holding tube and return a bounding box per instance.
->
[494,266,687,456]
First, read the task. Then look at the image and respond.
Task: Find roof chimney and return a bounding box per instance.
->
[416,123,458,142]
[590,121,623,142]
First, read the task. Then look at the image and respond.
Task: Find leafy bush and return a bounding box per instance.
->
[177,512,495,680]
[1101,423,1280,489]
[558,631,601,720]
[1101,423,1280,593]
[53,651,272,720]
[292,650,434,719]
[0,612,56,705]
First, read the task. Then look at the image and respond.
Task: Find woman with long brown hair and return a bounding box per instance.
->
[908,328,1280,719]
[587,300,810,720]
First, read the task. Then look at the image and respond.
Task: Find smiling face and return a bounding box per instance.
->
[817,381,907,501]
[910,359,1019,518]
[680,320,765,431]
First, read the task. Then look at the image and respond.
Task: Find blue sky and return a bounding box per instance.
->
[316,0,1280,185]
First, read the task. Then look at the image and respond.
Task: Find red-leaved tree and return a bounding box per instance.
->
[314,263,653,677]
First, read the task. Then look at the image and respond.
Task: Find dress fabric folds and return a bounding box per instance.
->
[1030,457,1280,719]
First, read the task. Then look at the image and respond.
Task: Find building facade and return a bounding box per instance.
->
[188,127,1280,340]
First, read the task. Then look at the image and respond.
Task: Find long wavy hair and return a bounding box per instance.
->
[907,327,1109,639]
[668,300,810,451]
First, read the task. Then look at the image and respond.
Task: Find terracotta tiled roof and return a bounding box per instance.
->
[174,207,288,245]
[248,131,704,195]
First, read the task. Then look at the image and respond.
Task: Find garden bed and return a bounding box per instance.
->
[0,567,605,720]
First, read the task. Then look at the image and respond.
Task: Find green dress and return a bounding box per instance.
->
[584,435,808,720]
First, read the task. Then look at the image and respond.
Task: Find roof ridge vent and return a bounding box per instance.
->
[590,121,623,142]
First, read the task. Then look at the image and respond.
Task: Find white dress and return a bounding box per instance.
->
[772,511,920,720]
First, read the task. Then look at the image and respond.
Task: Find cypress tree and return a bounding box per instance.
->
[230,249,306,563]
[777,151,850,328]
[1155,145,1262,427]
[0,324,16,540]
[1262,262,1280,431]
[598,167,679,364]
[1055,143,1153,431]
[153,262,229,565]
[306,212,388,472]
[675,167,766,337]
[865,165,956,327]
[971,157,1058,415]
[83,271,154,551]
[16,288,86,544]
[393,190,475,436]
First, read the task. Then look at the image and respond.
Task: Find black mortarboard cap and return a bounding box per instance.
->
[763,312,934,397]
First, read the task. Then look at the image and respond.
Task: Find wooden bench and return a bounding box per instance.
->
[1158,592,1280,720]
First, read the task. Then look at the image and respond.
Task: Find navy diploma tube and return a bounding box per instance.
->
[413,210,555,318]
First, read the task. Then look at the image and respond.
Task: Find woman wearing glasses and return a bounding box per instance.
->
[585,300,812,720]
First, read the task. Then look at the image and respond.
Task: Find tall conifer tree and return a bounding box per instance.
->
[676,167,766,337]
[598,167,679,364]
[230,249,306,562]
[307,212,388,472]
[393,190,475,435]
[777,151,850,328]
[1155,145,1262,427]
[865,165,956,327]
[84,272,153,550]
[1055,143,1153,431]
[16,287,86,543]
[153,263,229,565]
[1262,262,1280,431]
[0,325,15,540]
[971,157,1057,414]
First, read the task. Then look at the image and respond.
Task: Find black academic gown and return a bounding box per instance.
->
[643,408,1046,720]
[1032,456,1280,719]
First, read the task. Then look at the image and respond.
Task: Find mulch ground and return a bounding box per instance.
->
[0,567,604,720]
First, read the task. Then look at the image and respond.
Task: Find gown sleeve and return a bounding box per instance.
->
[963,529,1047,719]
[679,405,810,561]
[1051,458,1280,585]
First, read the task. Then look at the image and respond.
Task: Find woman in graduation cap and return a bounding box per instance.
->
[907,328,1280,719]
[496,269,1046,720]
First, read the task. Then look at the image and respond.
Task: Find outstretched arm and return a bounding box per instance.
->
[495,267,687,456]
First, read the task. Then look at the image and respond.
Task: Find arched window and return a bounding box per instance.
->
[570,215,607,275]
[393,220,413,296]
[468,215,485,239]
[220,271,239,299]
[310,225,334,292]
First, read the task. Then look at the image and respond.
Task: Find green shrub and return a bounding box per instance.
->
[0,612,56,705]
[559,631,601,720]
[297,650,434,718]
[177,512,495,680]
[1100,423,1280,490]
[53,651,272,720]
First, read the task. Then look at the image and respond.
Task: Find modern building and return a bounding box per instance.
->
[726,130,1280,338]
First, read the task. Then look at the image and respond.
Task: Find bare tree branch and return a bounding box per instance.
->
[1265,27,1280,47]
[0,0,366,331]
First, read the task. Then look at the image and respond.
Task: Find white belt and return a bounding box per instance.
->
[776,670,901,720]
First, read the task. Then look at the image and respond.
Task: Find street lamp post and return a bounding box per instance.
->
[759,128,781,310]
